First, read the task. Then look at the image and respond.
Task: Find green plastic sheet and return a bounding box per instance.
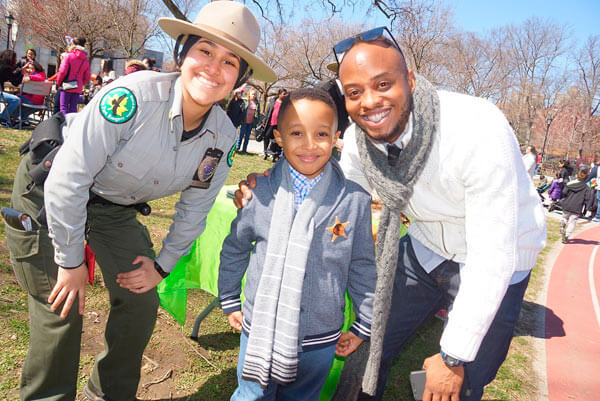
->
[157,186,239,324]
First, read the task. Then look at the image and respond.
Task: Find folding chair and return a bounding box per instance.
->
[18,81,54,129]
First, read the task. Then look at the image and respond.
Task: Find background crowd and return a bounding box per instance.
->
[0,37,162,128]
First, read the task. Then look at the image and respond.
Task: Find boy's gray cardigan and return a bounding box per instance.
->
[218,159,377,350]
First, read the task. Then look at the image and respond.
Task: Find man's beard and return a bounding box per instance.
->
[356,95,413,144]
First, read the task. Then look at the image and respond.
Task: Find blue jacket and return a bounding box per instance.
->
[218,158,377,350]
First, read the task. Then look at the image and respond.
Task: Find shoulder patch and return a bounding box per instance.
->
[99,87,137,124]
[227,143,236,167]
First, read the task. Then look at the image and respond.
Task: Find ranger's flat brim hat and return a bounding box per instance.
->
[159,1,276,82]
[327,62,339,74]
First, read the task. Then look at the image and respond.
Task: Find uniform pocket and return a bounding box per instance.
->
[5,224,56,297]
[95,145,151,198]
[5,224,40,259]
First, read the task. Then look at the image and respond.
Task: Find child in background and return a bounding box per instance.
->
[559,168,595,243]
[218,88,377,400]
[547,172,563,211]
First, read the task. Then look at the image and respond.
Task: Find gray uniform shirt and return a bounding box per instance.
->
[45,71,237,271]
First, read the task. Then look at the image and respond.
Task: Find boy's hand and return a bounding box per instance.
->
[234,170,271,209]
[227,311,243,332]
[335,331,364,357]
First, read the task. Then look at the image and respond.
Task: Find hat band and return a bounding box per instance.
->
[196,24,254,53]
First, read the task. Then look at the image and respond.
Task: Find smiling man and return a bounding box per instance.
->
[331,29,547,401]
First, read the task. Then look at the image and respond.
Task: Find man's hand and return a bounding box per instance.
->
[335,331,364,357]
[48,262,88,318]
[116,255,162,294]
[227,311,243,332]
[233,170,270,209]
[335,138,344,152]
[422,353,464,401]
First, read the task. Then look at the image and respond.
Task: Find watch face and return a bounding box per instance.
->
[443,355,462,367]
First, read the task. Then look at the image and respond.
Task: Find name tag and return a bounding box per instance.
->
[190,148,223,189]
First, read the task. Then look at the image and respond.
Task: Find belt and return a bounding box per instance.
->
[88,193,151,216]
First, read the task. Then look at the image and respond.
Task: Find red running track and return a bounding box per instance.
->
[546,225,600,401]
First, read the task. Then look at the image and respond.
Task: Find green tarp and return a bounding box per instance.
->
[157,187,238,324]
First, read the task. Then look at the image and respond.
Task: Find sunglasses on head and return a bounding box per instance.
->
[333,26,403,68]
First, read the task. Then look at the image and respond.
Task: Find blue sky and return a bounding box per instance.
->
[451,0,599,44]
[333,0,598,45]
[152,1,599,54]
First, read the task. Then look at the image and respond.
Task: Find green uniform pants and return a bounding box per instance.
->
[7,154,159,401]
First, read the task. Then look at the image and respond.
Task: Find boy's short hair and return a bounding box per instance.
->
[278,87,338,127]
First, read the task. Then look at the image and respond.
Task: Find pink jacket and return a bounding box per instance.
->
[57,46,90,93]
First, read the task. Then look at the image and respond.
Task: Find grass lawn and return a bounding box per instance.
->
[0,127,556,400]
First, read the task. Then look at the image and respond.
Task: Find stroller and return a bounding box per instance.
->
[265,139,282,162]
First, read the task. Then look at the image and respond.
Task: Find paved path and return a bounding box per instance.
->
[546,224,600,401]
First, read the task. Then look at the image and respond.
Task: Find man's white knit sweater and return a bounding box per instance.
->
[340,89,547,362]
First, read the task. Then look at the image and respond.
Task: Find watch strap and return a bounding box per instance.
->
[154,261,169,279]
[440,350,465,367]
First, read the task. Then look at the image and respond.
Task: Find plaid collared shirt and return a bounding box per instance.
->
[289,165,323,210]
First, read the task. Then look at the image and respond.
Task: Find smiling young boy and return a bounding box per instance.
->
[218,88,377,400]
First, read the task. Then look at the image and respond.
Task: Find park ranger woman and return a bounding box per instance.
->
[5,2,275,400]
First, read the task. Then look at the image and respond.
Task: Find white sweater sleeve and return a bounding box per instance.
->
[439,103,525,362]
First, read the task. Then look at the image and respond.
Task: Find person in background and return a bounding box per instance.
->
[237,89,259,153]
[522,145,537,179]
[587,155,600,223]
[143,57,160,72]
[262,88,287,160]
[547,172,563,211]
[17,48,36,69]
[227,91,246,129]
[0,49,24,126]
[18,61,47,120]
[46,49,66,115]
[88,73,103,100]
[124,59,148,75]
[100,58,116,82]
[56,37,90,114]
[535,151,542,176]
[558,160,572,184]
[559,167,595,243]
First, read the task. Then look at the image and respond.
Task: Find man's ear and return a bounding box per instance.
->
[334,130,341,142]
[273,129,283,147]
[407,69,416,94]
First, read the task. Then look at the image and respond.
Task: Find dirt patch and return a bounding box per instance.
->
[70,287,236,401]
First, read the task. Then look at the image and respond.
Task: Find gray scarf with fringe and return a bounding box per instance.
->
[334,74,440,398]
[243,160,332,388]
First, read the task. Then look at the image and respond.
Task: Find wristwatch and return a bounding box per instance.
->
[154,261,169,279]
[440,350,464,367]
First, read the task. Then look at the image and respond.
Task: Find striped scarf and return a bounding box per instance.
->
[242,160,333,388]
